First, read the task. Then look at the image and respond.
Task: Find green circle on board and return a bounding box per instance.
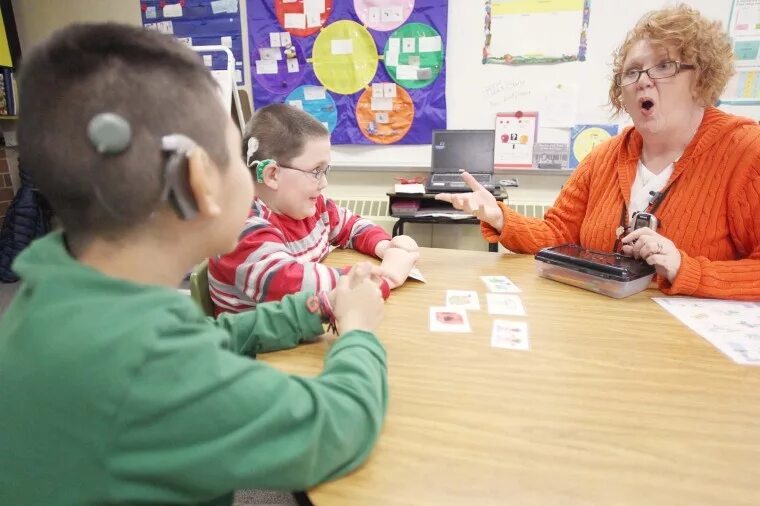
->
[382,22,444,89]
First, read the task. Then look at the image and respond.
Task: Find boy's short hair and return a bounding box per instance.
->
[18,23,230,244]
[244,103,328,169]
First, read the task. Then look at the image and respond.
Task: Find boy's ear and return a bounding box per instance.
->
[186,146,222,218]
[262,163,280,190]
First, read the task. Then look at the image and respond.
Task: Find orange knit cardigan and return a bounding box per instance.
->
[482,107,760,300]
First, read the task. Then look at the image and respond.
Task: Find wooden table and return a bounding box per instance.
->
[260,247,760,506]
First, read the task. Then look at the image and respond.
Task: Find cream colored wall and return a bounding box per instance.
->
[11,0,141,51]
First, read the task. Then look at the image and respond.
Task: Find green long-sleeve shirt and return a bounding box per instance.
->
[0,233,388,505]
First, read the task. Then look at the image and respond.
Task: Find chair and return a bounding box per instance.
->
[189,259,215,317]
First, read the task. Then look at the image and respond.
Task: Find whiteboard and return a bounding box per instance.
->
[327,0,757,169]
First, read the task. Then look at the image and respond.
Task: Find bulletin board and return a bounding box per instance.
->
[246,0,448,145]
[140,0,245,85]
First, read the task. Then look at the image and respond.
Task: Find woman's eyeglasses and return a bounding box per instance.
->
[616,61,695,87]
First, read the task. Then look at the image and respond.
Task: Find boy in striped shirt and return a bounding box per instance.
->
[209,104,419,314]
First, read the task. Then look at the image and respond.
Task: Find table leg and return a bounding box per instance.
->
[488,242,498,253]
[392,219,405,237]
[293,491,313,506]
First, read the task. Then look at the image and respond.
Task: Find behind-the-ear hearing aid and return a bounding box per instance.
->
[246,136,276,183]
[161,134,199,220]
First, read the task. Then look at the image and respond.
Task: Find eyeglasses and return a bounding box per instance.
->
[615,60,695,87]
[278,164,331,181]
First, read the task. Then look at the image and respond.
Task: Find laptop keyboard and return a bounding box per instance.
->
[432,173,491,184]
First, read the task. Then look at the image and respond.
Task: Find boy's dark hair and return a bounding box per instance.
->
[18,23,229,245]
[244,103,328,169]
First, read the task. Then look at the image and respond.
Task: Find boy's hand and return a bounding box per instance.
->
[374,239,391,259]
[379,247,420,289]
[332,262,385,335]
[389,235,419,253]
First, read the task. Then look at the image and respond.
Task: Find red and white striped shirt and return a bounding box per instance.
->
[208,196,391,315]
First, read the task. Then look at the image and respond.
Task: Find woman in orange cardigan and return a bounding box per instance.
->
[437,5,760,301]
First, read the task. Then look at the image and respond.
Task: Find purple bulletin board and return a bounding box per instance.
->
[247,0,448,145]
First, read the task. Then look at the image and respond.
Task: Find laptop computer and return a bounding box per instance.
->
[425,130,497,193]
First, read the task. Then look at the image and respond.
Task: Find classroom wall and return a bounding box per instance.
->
[6,0,756,251]
[11,0,141,51]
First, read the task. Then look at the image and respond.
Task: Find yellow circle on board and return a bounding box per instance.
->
[572,127,613,163]
[312,20,379,95]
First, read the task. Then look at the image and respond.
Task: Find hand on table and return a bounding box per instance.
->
[621,227,682,283]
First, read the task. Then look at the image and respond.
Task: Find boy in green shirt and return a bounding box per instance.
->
[0,23,388,505]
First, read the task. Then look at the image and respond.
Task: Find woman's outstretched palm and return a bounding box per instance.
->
[434,172,503,230]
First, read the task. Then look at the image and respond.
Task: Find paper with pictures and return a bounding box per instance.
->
[368,7,381,23]
[396,65,419,81]
[331,39,353,55]
[304,0,325,16]
[446,290,481,311]
[372,83,385,98]
[221,36,233,48]
[383,83,397,98]
[480,275,521,293]
[269,32,282,47]
[385,51,400,67]
[259,48,281,61]
[145,6,157,19]
[494,112,537,168]
[491,320,530,351]
[371,97,394,111]
[235,69,243,82]
[303,86,326,101]
[388,38,401,53]
[287,59,300,73]
[255,60,278,75]
[163,3,183,18]
[418,36,442,53]
[488,0,586,59]
[284,13,306,29]
[486,293,526,316]
[653,297,760,366]
[280,32,292,47]
[288,100,304,109]
[730,0,760,38]
[157,21,174,34]
[402,38,416,53]
[306,12,322,28]
[429,307,471,333]
[540,83,579,128]
[203,55,213,66]
[408,267,426,283]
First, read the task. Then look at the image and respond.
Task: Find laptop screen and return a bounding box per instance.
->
[431,130,495,174]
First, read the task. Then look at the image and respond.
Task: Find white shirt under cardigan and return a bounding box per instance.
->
[628,160,674,225]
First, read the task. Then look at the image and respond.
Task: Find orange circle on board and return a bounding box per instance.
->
[519,134,529,144]
[275,0,334,38]
[355,84,415,144]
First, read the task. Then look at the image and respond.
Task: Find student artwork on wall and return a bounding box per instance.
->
[247,0,448,145]
[722,0,760,104]
[569,124,617,169]
[140,0,245,85]
[483,0,591,65]
[494,111,538,169]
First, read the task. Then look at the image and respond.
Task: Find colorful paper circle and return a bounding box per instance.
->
[383,22,443,89]
[251,36,307,94]
[353,0,415,31]
[275,0,334,38]
[355,83,414,144]
[285,85,338,134]
[572,127,613,165]
[312,20,379,95]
